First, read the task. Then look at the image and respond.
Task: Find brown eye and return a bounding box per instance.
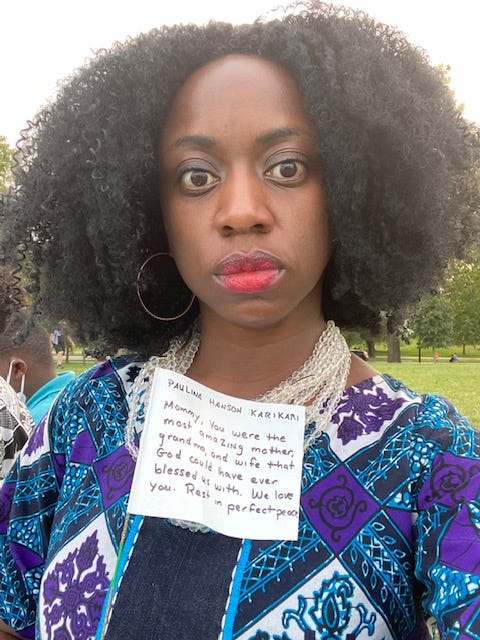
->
[278,162,297,178]
[190,171,209,187]
[180,168,218,192]
[266,159,307,183]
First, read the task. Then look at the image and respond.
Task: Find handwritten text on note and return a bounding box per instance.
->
[127,368,305,540]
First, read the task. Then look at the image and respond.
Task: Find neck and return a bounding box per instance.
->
[25,364,57,399]
[126,312,353,461]
[187,313,327,399]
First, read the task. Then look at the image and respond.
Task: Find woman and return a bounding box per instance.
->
[1,4,480,639]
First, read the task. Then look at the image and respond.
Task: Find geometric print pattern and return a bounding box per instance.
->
[0,360,479,639]
[0,357,140,639]
[229,377,480,640]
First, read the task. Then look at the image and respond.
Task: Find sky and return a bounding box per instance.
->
[2,0,480,146]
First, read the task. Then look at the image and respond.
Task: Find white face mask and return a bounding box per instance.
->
[6,360,27,404]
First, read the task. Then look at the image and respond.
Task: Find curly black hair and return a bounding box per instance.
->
[0,262,27,335]
[0,268,17,335]
[3,2,479,354]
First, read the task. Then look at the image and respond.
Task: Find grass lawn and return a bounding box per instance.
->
[61,359,97,376]
[374,360,480,427]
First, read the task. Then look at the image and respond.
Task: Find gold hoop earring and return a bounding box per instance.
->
[136,252,196,321]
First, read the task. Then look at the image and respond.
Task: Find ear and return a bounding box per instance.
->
[10,358,28,381]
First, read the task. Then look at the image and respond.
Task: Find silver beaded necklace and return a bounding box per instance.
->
[126,320,350,456]
[125,319,351,532]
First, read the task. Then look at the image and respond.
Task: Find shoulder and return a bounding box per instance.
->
[47,356,145,453]
[334,373,479,453]
[328,374,480,502]
[55,355,146,414]
[371,373,476,433]
[329,374,420,449]
[60,355,144,400]
[380,374,478,446]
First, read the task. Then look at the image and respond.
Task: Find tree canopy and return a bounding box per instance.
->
[0,136,13,193]
[444,251,480,351]
[412,294,453,358]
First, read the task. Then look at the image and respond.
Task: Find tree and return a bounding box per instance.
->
[412,294,453,362]
[385,317,414,363]
[0,135,14,193]
[444,253,480,353]
[387,333,401,362]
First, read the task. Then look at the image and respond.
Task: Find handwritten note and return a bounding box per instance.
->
[127,368,305,540]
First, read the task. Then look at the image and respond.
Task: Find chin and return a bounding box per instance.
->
[221,305,308,333]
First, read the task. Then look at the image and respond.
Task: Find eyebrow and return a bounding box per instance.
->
[173,135,216,149]
[170,127,309,150]
[256,127,309,145]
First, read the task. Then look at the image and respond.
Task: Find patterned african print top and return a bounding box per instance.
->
[0,376,33,482]
[0,356,479,640]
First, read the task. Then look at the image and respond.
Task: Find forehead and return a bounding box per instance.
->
[161,54,312,144]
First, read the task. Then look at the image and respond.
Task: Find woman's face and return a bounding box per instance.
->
[159,54,331,331]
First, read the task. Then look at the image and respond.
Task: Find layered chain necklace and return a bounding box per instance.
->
[125,319,351,532]
[126,320,350,456]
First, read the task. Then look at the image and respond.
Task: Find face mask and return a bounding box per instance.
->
[6,360,27,404]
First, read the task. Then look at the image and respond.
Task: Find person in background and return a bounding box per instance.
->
[50,320,76,368]
[0,268,34,481]
[0,309,75,425]
[1,3,480,639]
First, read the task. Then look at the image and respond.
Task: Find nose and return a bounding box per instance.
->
[215,165,273,235]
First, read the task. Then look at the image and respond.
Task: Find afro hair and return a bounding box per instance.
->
[3,1,480,354]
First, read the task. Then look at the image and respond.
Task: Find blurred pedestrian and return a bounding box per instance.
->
[51,320,75,368]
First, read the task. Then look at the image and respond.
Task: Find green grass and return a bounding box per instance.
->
[374,361,480,427]
[61,360,96,376]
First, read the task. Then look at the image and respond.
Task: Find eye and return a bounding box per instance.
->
[265,159,307,183]
[179,168,219,193]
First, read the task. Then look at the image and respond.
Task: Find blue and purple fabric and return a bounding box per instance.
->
[0,356,479,639]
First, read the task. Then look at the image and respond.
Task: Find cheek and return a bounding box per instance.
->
[159,185,181,248]
[297,208,332,278]
[301,181,329,233]
[166,222,195,261]
[166,224,205,285]
[302,200,331,251]
[161,206,183,255]
[314,199,331,251]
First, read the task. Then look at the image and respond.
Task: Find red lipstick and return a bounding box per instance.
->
[214,251,283,293]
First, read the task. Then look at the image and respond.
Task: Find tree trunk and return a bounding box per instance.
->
[366,340,376,359]
[387,333,401,362]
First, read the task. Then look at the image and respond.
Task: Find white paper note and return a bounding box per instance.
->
[127,368,305,540]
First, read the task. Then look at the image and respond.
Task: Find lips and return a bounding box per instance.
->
[214,251,283,293]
